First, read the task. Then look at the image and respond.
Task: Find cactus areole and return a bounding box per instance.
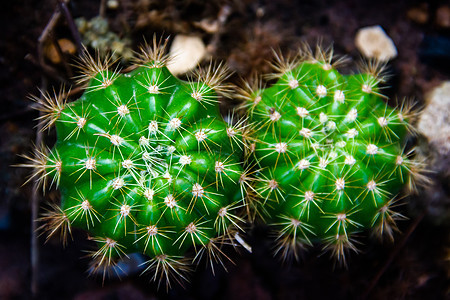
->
[32,43,246,286]
[243,49,420,262]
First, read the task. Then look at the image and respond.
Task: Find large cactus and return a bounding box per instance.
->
[241,46,424,263]
[23,39,246,287]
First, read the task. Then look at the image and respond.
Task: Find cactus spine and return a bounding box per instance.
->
[24,39,246,287]
[241,46,424,263]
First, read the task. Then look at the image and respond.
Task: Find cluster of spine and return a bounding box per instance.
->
[23,40,247,287]
[22,38,428,287]
[240,46,424,263]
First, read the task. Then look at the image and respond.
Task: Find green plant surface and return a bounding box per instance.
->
[24,40,246,287]
[241,46,424,263]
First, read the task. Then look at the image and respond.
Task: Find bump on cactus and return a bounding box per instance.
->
[22,38,247,288]
[240,44,426,265]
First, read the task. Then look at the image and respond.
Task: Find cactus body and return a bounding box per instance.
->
[243,50,419,262]
[31,45,246,286]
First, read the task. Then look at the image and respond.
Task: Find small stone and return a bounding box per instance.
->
[107,0,119,9]
[167,35,206,75]
[407,5,429,25]
[415,82,450,225]
[44,38,77,64]
[436,5,450,28]
[418,81,450,156]
[194,18,219,33]
[355,25,397,61]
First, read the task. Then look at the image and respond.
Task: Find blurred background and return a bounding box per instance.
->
[1,0,449,299]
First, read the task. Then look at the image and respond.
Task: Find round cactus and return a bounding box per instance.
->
[23,40,246,287]
[240,46,424,263]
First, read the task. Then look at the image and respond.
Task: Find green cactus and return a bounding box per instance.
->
[23,39,246,287]
[240,46,424,263]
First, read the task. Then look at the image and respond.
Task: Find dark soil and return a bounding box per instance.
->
[1,0,449,299]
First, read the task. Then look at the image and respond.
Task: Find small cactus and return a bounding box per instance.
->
[240,45,425,263]
[23,39,246,287]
